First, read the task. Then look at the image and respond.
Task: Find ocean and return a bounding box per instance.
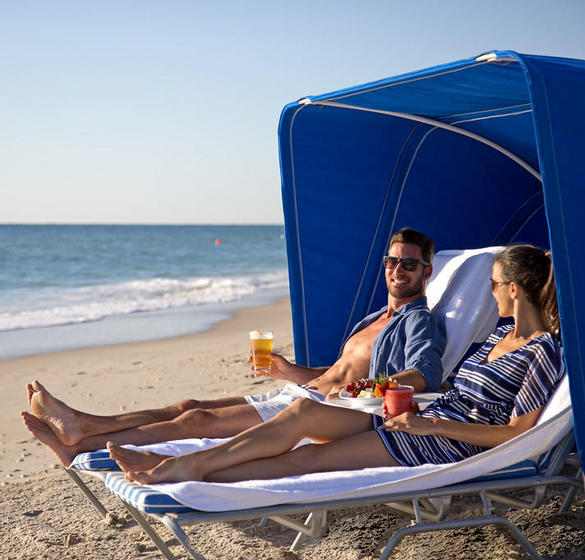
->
[0,224,288,360]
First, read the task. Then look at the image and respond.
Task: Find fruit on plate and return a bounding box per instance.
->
[374,378,399,397]
[344,375,397,398]
[343,379,372,398]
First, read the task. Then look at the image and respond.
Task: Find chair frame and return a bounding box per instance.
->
[103,466,582,560]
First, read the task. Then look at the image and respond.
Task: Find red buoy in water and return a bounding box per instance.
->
[214,238,222,245]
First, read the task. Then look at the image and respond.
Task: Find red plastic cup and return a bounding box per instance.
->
[383,385,415,419]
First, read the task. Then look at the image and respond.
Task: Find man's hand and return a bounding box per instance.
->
[382,411,434,436]
[250,352,296,380]
[325,385,346,401]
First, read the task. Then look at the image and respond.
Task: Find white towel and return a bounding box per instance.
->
[427,247,503,377]
[120,377,571,512]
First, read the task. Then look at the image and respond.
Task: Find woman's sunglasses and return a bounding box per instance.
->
[490,279,510,292]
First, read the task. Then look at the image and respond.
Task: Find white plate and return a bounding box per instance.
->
[338,390,382,407]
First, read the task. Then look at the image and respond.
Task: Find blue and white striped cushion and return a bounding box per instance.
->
[469,458,539,482]
[70,450,119,471]
[105,472,194,513]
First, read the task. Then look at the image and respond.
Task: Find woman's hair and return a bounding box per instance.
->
[495,245,560,338]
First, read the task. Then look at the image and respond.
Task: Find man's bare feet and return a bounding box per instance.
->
[28,380,86,446]
[107,442,168,472]
[21,412,77,466]
[27,383,34,406]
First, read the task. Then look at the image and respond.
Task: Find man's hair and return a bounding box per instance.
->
[389,228,435,264]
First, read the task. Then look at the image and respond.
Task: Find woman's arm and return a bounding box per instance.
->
[383,407,543,448]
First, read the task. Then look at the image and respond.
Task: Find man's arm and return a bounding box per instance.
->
[401,311,447,392]
[261,353,329,384]
[390,368,427,392]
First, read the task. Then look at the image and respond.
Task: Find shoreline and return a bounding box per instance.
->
[0,286,290,362]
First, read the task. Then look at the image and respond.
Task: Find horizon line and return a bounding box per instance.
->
[0,222,285,227]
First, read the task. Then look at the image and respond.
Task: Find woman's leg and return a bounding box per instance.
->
[206,431,398,482]
[114,429,397,484]
[115,399,376,483]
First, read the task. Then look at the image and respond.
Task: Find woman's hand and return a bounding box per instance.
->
[382,399,419,419]
[383,412,435,436]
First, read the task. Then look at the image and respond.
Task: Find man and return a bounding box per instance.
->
[22,228,446,466]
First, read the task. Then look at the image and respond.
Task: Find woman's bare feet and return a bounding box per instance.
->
[127,456,204,484]
[107,442,168,472]
[109,444,204,484]
[21,412,77,466]
[27,380,86,446]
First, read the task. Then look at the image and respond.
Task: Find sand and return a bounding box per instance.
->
[1,298,584,559]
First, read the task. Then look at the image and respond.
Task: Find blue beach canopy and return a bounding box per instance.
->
[278,51,585,469]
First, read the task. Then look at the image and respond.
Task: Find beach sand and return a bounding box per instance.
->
[1,298,584,559]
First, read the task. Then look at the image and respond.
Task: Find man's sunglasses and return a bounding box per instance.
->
[383,256,430,271]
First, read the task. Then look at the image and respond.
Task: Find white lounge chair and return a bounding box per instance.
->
[64,247,581,558]
[101,374,578,560]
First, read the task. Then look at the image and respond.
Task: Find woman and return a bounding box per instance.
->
[108,244,564,484]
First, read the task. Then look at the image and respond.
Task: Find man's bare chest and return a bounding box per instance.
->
[343,314,391,355]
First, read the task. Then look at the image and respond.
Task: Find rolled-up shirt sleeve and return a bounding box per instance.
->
[403,310,446,392]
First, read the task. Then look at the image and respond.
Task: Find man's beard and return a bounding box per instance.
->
[388,276,425,299]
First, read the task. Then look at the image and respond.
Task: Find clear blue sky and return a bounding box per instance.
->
[2,1,584,224]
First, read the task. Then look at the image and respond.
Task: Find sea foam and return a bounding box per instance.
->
[0,270,288,332]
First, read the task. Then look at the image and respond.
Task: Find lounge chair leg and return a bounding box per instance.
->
[121,502,179,560]
[494,518,542,560]
[289,524,307,551]
[64,468,109,519]
[267,510,327,551]
[378,516,543,560]
[288,510,328,551]
[559,467,582,513]
[385,496,450,522]
[158,514,207,560]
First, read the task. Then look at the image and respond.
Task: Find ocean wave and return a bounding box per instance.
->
[0,270,289,332]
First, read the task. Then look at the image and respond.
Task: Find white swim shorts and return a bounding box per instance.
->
[244,383,326,422]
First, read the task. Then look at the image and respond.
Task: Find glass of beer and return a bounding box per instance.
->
[249,330,273,375]
[383,385,415,418]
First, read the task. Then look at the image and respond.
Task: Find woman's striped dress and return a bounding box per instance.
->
[374,325,564,466]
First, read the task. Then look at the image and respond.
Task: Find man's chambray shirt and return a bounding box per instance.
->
[345,296,446,392]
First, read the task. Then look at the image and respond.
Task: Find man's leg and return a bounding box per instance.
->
[27,380,248,446]
[22,401,264,466]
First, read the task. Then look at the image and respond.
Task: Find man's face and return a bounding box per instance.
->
[385,242,431,300]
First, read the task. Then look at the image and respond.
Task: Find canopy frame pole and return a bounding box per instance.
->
[308,100,542,182]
